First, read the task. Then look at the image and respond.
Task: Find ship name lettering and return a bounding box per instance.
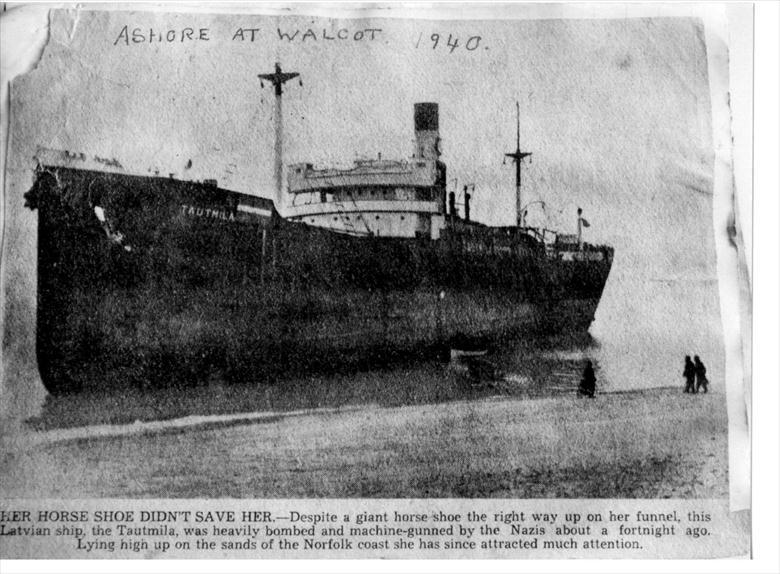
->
[462,241,512,255]
[113,25,210,46]
[276,27,382,43]
[180,204,235,222]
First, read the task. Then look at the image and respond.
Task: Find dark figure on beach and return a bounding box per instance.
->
[683,356,696,393]
[694,356,709,393]
[579,360,596,398]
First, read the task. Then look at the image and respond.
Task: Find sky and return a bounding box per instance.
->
[2,7,730,408]
[11,11,715,272]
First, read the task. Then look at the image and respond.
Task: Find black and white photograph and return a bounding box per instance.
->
[0,2,762,563]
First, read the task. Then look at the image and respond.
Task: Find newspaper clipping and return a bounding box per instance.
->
[1,2,753,562]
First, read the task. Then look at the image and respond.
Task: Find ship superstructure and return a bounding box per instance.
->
[286,103,447,238]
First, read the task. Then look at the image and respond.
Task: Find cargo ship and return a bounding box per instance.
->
[23,63,613,395]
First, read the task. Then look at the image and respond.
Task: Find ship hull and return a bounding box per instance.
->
[26,165,612,395]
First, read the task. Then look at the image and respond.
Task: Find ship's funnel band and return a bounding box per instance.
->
[414,103,439,132]
[414,103,440,160]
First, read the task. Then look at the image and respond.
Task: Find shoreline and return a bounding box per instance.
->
[1,385,729,498]
[8,384,669,439]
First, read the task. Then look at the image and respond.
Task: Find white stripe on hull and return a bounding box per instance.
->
[238,204,272,217]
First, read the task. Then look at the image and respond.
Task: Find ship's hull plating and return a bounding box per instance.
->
[26,166,613,394]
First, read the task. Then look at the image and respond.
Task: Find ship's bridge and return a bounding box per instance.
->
[284,102,449,238]
[285,157,447,238]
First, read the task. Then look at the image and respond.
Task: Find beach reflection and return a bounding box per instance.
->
[22,333,601,432]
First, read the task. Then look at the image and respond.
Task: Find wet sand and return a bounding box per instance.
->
[1,385,728,498]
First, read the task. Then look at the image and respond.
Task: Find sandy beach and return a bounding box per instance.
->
[1,383,728,499]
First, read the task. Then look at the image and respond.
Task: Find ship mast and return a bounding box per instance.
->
[258,63,300,216]
[504,101,532,227]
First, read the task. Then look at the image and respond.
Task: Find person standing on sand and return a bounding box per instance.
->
[683,356,696,393]
[694,356,709,393]
[579,360,596,398]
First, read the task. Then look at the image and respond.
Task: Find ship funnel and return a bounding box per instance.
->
[414,103,440,160]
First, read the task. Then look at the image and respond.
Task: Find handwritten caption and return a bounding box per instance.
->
[112,25,487,53]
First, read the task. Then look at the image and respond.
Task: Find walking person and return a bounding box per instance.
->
[578,360,596,398]
[683,355,696,393]
[694,356,709,394]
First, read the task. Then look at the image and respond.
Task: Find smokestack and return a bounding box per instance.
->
[464,186,471,222]
[448,191,457,220]
[414,103,440,160]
